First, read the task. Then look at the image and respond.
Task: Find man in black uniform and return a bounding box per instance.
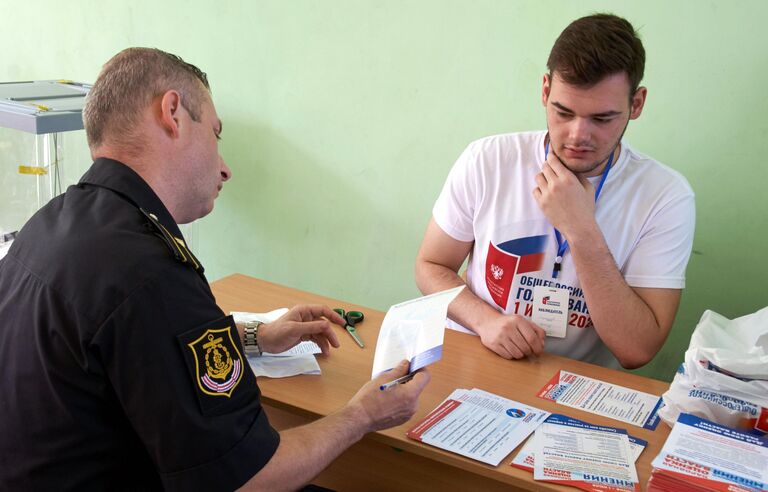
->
[0,48,429,491]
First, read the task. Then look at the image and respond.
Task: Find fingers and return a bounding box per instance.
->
[379,359,410,381]
[534,162,558,201]
[289,304,347,326]
[532,186,543,203]
[370,360,410,387]
[577,173,594,192]
[500,339,525,359]
[401,369,431,396]
[507,324,543,357]
[540,161,558,183]
[292,319,341,352]
[311,335,331,356]
[290,318,330,334]
[487,340,515,360]
[546,151,567,174]
[534,171,548,191]
[517,321,546,355]
[485,316,547,360]
[322,305,348,326]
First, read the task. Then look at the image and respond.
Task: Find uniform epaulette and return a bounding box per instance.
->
[139,208,204,274]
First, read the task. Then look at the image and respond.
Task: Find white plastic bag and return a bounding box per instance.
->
[689,308,768,380]
[659,307,768,434]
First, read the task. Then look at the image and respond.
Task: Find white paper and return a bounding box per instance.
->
[532,286,568,338]
[371,286,463,378]
[511,415,647,473]
[533,415,638,488]
[231,308,288,325]
[262,341,321,357]
[538,370,662,430]
[0,241,11,261]
[246,353,321,378]
[407,387,549,466]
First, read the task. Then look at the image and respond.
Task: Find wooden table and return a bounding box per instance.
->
[211,274,671,491]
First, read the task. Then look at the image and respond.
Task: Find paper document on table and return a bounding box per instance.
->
[263,342,321,357]
[532,414,638,491]
[246,354,321,377]
[407,387,549,466]
[511,415,647,476]
[371,286,463,378]
[231,309,321,377]
[538,370,663,430]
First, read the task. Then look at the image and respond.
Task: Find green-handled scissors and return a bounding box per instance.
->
[333,308,365,348]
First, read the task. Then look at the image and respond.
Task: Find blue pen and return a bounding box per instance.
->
[379,373,415,391]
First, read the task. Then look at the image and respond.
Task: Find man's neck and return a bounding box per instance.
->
[92,145,183,224]
[586,144,621,178]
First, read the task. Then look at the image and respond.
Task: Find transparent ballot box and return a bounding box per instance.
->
[0,80,91,244]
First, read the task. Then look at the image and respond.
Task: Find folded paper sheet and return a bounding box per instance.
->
[371,286,463,378]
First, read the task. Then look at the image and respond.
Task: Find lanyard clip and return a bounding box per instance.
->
[552,255,563,279]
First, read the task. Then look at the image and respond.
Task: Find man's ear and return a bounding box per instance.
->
[629,86,647,120]
[541,73,552,107]
[158,90,183,138]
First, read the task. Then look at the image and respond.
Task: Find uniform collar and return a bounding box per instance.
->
[79,158,183,239]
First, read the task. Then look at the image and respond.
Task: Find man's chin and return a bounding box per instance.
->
[556,152,611,176]
[178,204,214,224]
[561,159,604,175]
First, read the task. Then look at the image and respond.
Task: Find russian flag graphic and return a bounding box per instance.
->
[485,235,547,309]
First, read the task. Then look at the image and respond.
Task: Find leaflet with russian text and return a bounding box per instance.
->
[538,370,662,429]
[407,387,549,466]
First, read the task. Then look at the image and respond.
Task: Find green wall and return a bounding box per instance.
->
[2,1,766,381]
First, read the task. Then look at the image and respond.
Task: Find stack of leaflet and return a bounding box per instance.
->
[648,413,768,492]
[511,414,645,492]
[406,388,549,466]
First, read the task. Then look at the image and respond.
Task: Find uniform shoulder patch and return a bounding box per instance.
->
[180,317,244,398]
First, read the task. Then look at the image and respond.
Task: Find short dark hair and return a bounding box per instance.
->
[84,48,210,149]
[547,13,645,94]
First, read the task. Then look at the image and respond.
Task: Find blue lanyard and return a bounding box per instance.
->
[544,142,614,278]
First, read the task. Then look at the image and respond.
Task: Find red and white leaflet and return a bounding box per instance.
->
[538,370,663,430]
[407,388,549,466]
[511,414,647,475]
[532,414,638,491]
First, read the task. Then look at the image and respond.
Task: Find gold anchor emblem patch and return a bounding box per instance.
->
[187,327,243,397]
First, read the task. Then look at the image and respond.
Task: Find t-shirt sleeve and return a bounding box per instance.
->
[622,188,696,289]
[91,273,279,492]
[432,143,481,242]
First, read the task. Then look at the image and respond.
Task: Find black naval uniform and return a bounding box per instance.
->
[0,158,279,491]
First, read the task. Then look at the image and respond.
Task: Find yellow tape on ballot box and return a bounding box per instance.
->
[18,165,48,175]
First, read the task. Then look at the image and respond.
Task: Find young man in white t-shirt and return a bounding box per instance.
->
[415,14,695,369]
